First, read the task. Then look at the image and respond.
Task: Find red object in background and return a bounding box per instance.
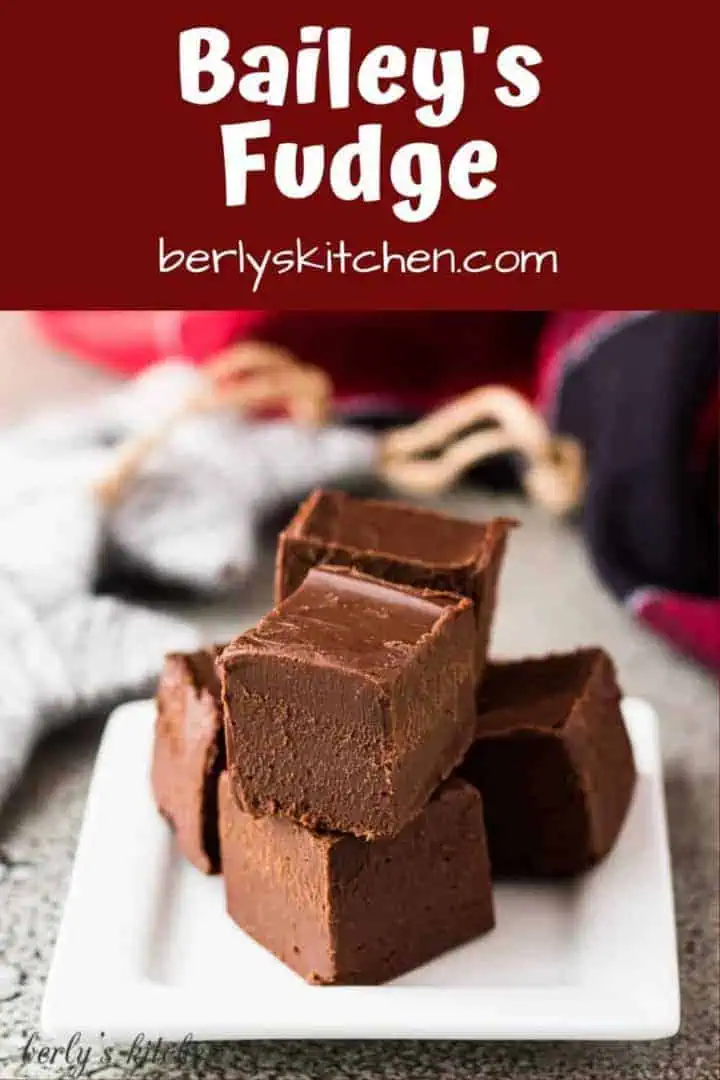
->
[34,310,544,412]
[34,311,266,375]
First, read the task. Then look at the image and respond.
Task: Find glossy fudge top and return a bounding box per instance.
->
[476,648,618,736]
[286,489,495,568]
[222,564,472,682]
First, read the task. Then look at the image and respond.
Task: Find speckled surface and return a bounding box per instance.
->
[1,493,718,1080]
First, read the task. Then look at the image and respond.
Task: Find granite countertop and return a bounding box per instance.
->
[0,492,718,1080]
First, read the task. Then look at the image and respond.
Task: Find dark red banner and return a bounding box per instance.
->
[1,2,717,308]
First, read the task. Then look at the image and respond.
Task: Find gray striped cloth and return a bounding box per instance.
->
[0,360,377,810]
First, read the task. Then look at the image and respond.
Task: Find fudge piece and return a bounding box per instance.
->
[460,648,636,876]
[151,647,226,874]
[220,565,477,839]
[219,771,494,984]
[275,489,514,678]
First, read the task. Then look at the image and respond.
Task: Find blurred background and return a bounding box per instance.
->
[0,312,116,417]
[0,308,717,1068]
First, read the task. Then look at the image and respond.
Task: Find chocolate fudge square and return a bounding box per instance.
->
[219,772,494,984]
[151,647,226,874]
[460,648,636,876]
[275,489,514,678]
[220,565,477,839]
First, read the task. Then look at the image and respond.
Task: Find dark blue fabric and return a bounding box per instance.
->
[553,312,719,601]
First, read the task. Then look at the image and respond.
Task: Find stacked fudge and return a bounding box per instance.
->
[152,489,636,984]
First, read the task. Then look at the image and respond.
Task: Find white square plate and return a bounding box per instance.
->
[42,698,679,1041]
